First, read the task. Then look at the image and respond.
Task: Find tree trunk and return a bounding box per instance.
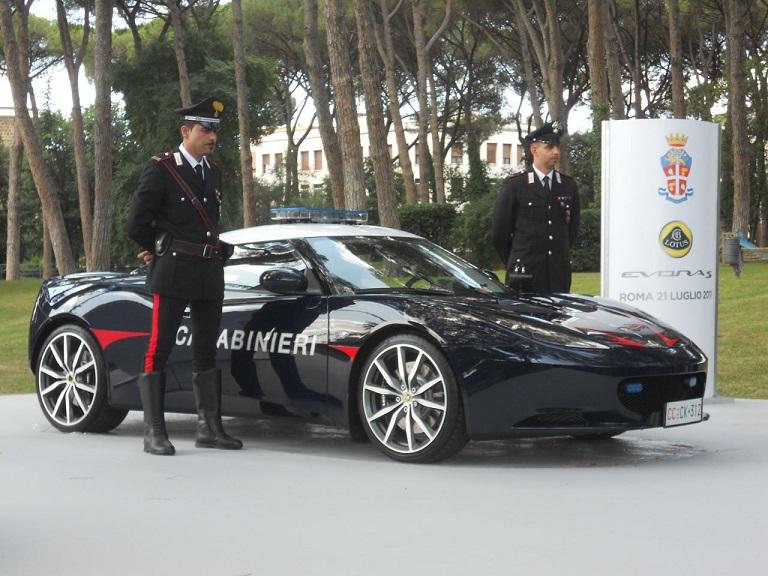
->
[725,0,750,235]
[323,0,366,211]
[303,0,345,209]
[587,0,609,120]
[355,0,399,227]
[375,0,418,205]
[0,1,76,276]
[5,124,23,281]
[410,0,452,203]
[512,1,542,127]
[90,0,114,271]
[56,0,93,267]
[668,0,686,118]
[428,59,446,203]
[603,0,625,119]
[232,0,256,227]
[43,220,53,279]
[411,0,432,203]
[167,0,191,106]
[632,0,644,118]
[114,0,143,55]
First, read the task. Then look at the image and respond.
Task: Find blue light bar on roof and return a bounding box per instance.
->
[270,207,368,224]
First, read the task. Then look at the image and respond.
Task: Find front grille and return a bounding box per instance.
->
[528,413,588,426]
[618,372,706,417]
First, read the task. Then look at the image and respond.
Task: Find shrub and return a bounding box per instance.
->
[571,208,600,272]
[451,191,499,270]
[399,203,457,249]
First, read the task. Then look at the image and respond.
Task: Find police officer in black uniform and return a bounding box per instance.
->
[126,96,242,455]
[492,122,580,293]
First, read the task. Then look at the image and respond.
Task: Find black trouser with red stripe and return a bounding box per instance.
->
[144,294,222,374]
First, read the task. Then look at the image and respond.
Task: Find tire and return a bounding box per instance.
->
[36,324,128,433]
[358,334,468,463]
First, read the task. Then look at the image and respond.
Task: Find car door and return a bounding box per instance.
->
[172,240,331,420]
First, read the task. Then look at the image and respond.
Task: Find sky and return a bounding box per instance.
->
[0,0,96,112]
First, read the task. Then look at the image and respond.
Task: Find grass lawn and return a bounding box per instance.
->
[1,264,765,398]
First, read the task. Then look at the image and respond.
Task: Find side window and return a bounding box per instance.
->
[224,241,308,291]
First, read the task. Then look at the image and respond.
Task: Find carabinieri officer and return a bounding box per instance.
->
[126,96,242,455]
[492,122,580,293]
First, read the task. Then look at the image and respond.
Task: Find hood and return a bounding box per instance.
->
[410,291,694,351]
[494,293,690,350]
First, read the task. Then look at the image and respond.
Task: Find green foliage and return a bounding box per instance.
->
[451,191,500,269]
[464,133,491,200]
[399,203,457,249]
[571,208,601,272]
[566,130,596,208]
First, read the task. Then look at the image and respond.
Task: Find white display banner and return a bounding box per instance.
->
[601,119,720,397]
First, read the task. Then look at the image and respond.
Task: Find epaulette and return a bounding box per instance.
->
[556,170,574,180]
[506,170,526,179]
[151,151,174,162]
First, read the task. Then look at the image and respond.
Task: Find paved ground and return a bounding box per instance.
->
[1,394,766,576]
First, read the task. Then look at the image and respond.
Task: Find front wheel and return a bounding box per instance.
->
[36,324,127,433]
[358,334,468,463]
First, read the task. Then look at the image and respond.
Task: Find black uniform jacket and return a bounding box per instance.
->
[491,168,580,293]
[126,148,225,301]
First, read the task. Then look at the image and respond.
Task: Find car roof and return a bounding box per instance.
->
[220,223,421,245]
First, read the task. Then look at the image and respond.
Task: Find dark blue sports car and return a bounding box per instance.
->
[29,209,708,462]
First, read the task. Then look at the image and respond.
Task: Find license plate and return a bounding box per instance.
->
[664,398,703,427]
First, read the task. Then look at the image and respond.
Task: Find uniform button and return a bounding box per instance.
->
[172,252,177,257]
[181,197,186,201]
[206,231,211,237]
[549,236,553,240]
[548,220,552,225]
[548,251,552,255]
[204,198,208,203]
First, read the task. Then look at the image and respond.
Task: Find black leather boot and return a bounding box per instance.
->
[138,372,175,455]
[193,368,243,450]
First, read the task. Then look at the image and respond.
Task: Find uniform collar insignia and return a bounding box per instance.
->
[173,151,183,167]
[527,172,535,185]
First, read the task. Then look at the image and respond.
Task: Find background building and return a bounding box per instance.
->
[0,107,15,148]
[251,119,527,198]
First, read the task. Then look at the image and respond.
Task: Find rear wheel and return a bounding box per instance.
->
[358,334,468,463]
[36,325,127,433]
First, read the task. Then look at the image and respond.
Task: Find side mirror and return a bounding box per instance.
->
[260,267,309,294]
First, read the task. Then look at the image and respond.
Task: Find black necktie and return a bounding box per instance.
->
[195,163,204,182]
[543,175,550,191]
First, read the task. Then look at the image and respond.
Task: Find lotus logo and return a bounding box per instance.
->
[660,221,693,258]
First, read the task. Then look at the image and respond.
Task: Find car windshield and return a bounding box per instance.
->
[306,235,510,295]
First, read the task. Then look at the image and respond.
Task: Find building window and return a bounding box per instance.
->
[451,146,463,164]
[503,144,512,165]
[275,153,283,165]
[314,150,323,171]
[487,143,497,165]
[301,151,310,171]
[262,154,270,174]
